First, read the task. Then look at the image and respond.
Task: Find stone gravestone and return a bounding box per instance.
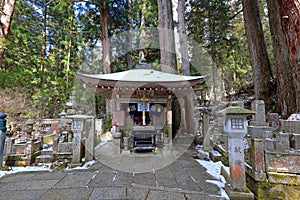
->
[268,113,280,128]
[251,100,268,126]
[85,118,95,162]
[248,100,274,139]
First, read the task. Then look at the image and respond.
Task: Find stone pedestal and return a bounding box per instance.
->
[228,135,246,192]
[248,126,274,139]
[250,139,265,172]
[225,184,254,200]
[113,138,121,154]
[123,136,130,151]
[72,130,82,163]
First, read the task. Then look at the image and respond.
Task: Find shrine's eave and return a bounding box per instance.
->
[77,69,209,89]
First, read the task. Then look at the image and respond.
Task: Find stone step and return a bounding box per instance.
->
[35,155,53,163]
[40,149,53,156]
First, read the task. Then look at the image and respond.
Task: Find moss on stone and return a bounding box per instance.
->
[7,154,26,161]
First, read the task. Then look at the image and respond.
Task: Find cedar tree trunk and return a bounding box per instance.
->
[178,0,190,75]
[157,0,177,74]
[279,0,300,112]
[100,1,111,74]
[242,0,275,112]
[267,0,296,118]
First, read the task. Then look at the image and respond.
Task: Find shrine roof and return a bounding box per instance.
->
[77,69,208,87]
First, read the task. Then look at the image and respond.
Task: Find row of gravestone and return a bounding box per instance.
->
[248,100,300,150]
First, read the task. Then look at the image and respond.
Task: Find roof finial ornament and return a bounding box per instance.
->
[136,52,152,69]
[139,51,146,63]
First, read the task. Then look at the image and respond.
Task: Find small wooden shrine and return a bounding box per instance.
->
[77,62,208,151]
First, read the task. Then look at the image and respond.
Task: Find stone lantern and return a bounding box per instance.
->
[24,119,35,138]
[65,91,77,115]
[66,114,95,164]
[218,102,255,193]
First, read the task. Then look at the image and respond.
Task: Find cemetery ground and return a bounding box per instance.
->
[0,144,229,200]
[2,100,300,199]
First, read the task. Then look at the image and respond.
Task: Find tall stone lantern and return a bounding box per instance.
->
[218,102,255,192]
[24,119,35,138]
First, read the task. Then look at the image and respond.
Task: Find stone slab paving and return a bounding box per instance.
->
[0,147,227,200]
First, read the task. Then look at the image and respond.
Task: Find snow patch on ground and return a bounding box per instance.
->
[195,145,229,200]
[0,163,51,178]
[0,140,109,179]
[0,160,97,179]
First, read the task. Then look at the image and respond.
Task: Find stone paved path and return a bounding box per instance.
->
[0,145,226,200]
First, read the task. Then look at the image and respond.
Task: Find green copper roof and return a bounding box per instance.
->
[218,104,256,115]
[78,69,207,83]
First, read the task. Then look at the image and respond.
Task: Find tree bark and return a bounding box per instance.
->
[0,0,16,68]
[177,0,190,76]
[278,0,300,112]
[126,0,133,70]
[267,0,296,118]
[208,3,217,101]
[100,0,111,74]
[157,0,177,74]
[241,0,275,111]
[138,1,147,62]
[40,2,47,89]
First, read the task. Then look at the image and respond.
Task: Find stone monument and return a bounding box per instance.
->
[248,100,274,139]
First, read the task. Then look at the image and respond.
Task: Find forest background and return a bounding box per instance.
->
[0,0,299,122]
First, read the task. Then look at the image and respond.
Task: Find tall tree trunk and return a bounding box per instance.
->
[208,3,217,101]
[267,0,296,118]
[0,0,16,68]
[157,0,177,74]
[177,0,190,76]
[139,1,146,62]
[278,0,300,112]
[100,0,111,74]
[126,0,133,70]
[40,2,47,88]
[241,0,275,112]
